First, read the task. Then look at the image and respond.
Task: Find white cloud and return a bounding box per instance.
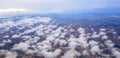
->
[105,40,114,47]
[3,39,12,43]
[90,45,100,55]
[12,34,20,38]
[100,28,106,32]
[5,51,17,58]
[89,40,98,47]
[3,35,9,38]
[101,35,108,40]
[78,37,89,48]
[25,49,35,54]
[12,42,30,51]
[0,15,119,58]
[112,49,120,58]
[99,31,106,36]
[59,39,67,46]
[0,8,27,12]
[41,49,62,58]
[69,41,78,49]
[0,21,15,28]
[61,49,80,58]
[91,34,100,38]
[37,17,52,23]
[0,43,5,46]
[0,8,29,15]
[82,50,89,55]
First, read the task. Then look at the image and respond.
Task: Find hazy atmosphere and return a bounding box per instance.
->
[0,0,120,13]
[0,0,120,58]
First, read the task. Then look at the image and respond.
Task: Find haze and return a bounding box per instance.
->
[0,0,120,13]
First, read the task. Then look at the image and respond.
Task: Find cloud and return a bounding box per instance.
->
[5,51,17,58]
[12,42,30,51]
[0,16,120,58]
[89,40,98,47]
[112,49,120,58]
[100,28,106,32]
[59,39,67,46]
[41,49,62,58]
[25,49,35,54]
[3,39,12,43]
[0,8,29,15]
[69,41,78,49]
[105,40,114,47]
[90,45,100,55]
[61,49,80,58]
[0,8,28,13]
[99,31,106,36]
[0,21,15,28]
[82,50,89,55]
[3,35,9,38]
[0,43,5,46]
[12,34,20,38]
[101,35,108,40]
[91,34,100,39]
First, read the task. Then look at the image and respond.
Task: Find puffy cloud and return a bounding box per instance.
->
[78,38,89,48]
[0,8,28,12]
[0,16,51,30]
[89,40,98,47]
[99,31,106,36]
[112,49,120,58]
[0,8,29,15]
[37,17,52,23]
[37,44,51,51]
[0,50,17,58]
[59,39,67,46]
[0,15,119,58]
[91,32,100,38]
[0,21,15,28]
[5,51,17,58]
[61,49,80,58]
[3,35,9,38]
[90,45,100,55]
[25,49,35,54]
[101,35,108,40]
[78,27,85,35]
[82,50,89,55]
[69,41,78,49]
[105,40,114,47]
[118,36,120,39]
[99,28,106,36]
[3,39,12,43]
[0,43,5,46]
[41,49,62,58]
[12,42,30,51]
[100,28,106,32]
[12,34,20,38]
[91,34,100,38]
[22,35,32,40]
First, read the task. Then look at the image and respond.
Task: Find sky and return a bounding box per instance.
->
[0,0,120,13]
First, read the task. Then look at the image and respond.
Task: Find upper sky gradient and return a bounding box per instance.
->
[0,0,120,13]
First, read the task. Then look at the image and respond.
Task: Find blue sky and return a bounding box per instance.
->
[0,0,120,13]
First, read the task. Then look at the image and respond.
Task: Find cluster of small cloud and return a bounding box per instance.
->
[0,16,120,58]
[0,50,17,58]
[0,16,52,34]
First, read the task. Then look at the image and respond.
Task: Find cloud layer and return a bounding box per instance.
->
[0,16,120,58]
